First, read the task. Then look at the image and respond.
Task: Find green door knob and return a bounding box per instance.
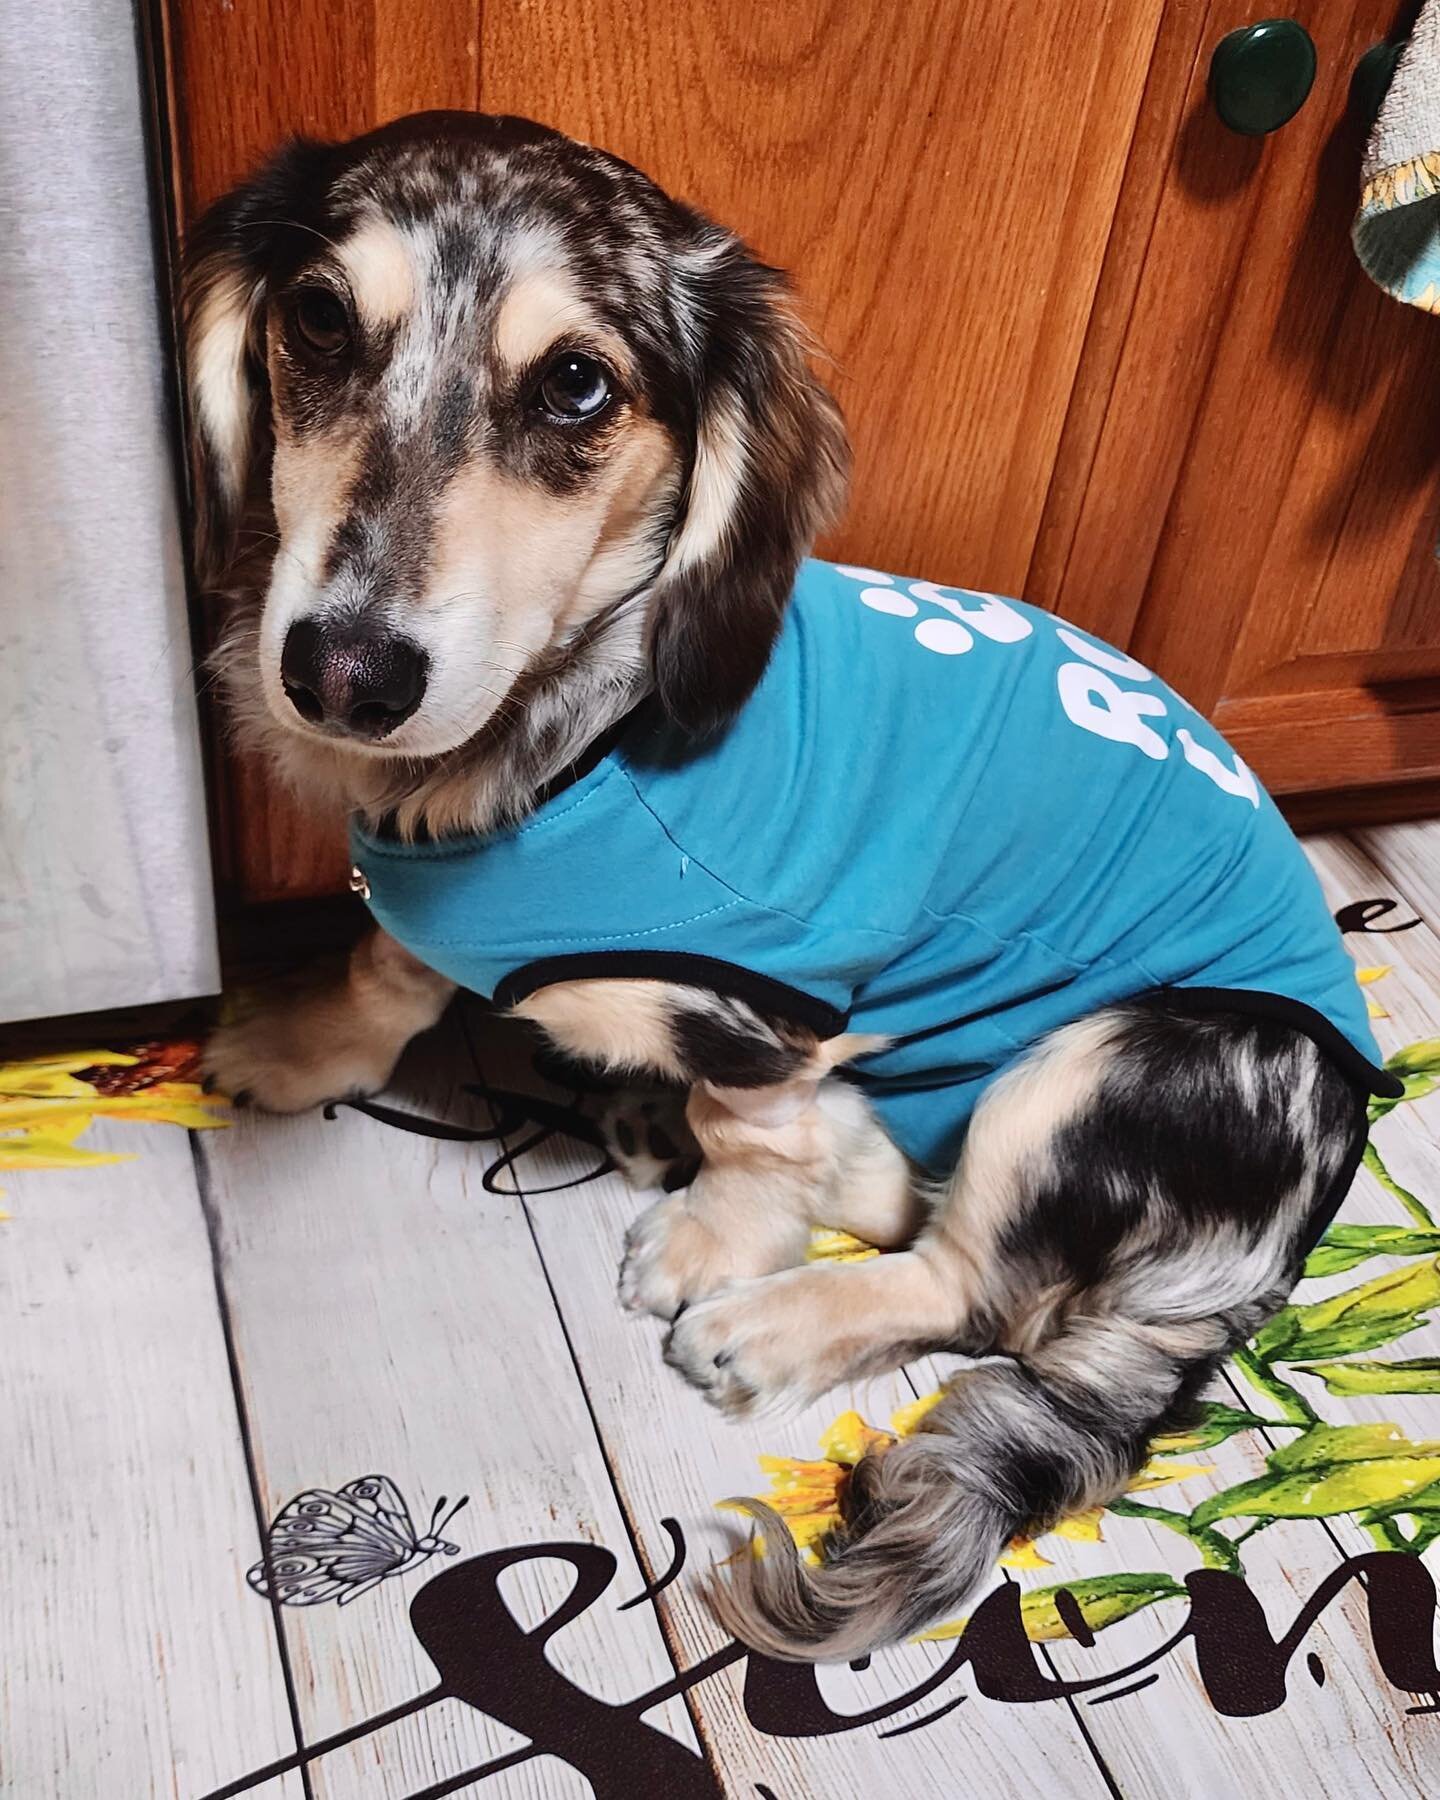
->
[1210,18,1318,135]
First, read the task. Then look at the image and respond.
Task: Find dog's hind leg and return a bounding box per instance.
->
[663,1011,1134,1409]
[686,996,1368,1660]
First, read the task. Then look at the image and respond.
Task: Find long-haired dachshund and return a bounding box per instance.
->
[186,112,1396,1661]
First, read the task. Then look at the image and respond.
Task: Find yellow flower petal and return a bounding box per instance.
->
[1127,1459,1213,1493]
[1053,1507,1105,1543]
[765,1487,845,1516]
[756,1452,842,1485]
[806,1227,881,1264]
[0,1073,101,1100]
[998,1505,1105,1568]
[0,1136,133,1171]
[999,1536,1052,1569]
[917,1616,967,1641]
[0,1051,137,1092]
[782,1512,842,1551]
[818,1411,893,1466]
[718,1491,840,1555]
[891,1389,945,1437]
[0,1087,228,1133]
[0,1051,225,1208]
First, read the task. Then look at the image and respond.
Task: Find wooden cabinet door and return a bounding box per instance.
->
[1029,0,1440,818]
[158,0,1165,905]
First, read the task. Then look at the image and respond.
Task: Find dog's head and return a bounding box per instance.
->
[184,112,847,778]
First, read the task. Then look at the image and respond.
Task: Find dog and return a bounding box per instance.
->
[186,111,1397,1662]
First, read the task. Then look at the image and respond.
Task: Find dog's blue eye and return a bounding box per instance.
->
[537,353,611,420]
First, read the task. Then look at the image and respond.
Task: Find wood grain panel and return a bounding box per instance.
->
[164,0,477,214]
[1132,2,1437,703]
[479,0,1164,593]
[1028,0,1263,637]
[1034,0,1440,805]
[1027,0,1224,614]
[1283,775,1440,833]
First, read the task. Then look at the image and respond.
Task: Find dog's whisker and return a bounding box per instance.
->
[244,216,344,254]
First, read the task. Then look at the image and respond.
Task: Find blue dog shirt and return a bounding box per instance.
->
[351,559,1396,1172]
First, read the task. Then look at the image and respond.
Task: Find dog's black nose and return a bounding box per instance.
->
[281,619,428,738]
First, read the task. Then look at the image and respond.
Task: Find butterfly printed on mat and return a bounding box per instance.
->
[247,1475,470,1607]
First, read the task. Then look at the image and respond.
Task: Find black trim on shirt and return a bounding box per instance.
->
[1158,986,1403,1099]
[493,951,850,1039]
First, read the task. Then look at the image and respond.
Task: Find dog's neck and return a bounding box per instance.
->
[217,594,654,845]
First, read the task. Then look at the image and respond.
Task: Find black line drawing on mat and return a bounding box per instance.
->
[617,1517,687,1611]
[327,1075,619,1195]
[247,1475,469,1607]
[205,1543,1440,1800]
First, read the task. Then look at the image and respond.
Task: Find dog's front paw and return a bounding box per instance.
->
[618,1188,812,1320]
[203,987,401,1114]
[619,1193,731,1319]
[663,1269,837,1415]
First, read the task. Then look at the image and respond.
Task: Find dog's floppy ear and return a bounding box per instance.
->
[180,139,331,584]
[649,224,850,733]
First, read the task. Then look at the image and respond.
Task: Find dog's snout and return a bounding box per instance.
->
[280,620,428,739]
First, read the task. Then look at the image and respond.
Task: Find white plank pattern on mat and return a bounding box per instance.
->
[467,1016,1114,1800]
[0,1118,302,1800]
[20,821,1440,1798]
[1356,821,1440,935]
[196,1022,696,1800]
[1302,832,1440,1625]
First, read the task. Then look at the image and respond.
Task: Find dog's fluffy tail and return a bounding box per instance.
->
[709,1313,1217,1663]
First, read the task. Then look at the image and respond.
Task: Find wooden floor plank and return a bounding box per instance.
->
[195,1020,698,1800]
[467,1014,1116,1800]
[1301,832,1440,1482]
[1355,820,1440,935]
[0,1115,302,1800]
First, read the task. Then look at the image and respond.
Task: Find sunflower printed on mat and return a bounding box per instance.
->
[0,1040,229,1212]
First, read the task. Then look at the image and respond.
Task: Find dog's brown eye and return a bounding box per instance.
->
[289,288,351,358]
[536,353,611,421]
